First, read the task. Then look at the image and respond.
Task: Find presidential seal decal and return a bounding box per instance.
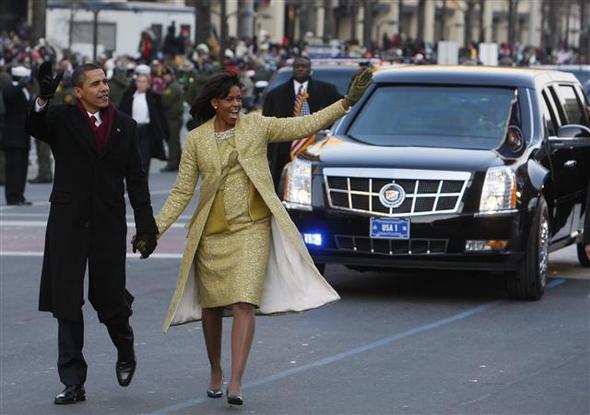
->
[379,182,405,208]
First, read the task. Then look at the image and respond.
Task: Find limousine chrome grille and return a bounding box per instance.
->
[323,168,471,217]
[335,235,448,255]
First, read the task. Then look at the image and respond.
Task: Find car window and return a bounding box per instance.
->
[555,84,587,125]
[267,67,356,96]
[540,90,558,136]
[347,86,517,150]
[548,86,568,125]
[576,84,590,105]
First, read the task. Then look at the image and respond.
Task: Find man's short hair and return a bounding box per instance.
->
[71,63,103,87]
[293,55,311,65]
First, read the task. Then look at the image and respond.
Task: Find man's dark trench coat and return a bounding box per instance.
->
[29,103,158,322]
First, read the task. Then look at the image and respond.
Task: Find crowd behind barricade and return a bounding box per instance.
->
[0,20,587,202]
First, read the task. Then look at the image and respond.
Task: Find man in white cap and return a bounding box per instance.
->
[1,66,33,205]
[134,64,151,76]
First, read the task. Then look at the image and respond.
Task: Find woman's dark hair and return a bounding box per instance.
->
[190,72,242,126]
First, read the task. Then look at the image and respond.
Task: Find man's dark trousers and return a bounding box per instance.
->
[55,226,135,386]
[4,148,28,203]
[58,314,134,386]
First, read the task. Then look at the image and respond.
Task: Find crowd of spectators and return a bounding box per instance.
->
[1,19,588,106]
[0,19,588,203]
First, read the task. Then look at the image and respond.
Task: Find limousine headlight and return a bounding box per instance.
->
[479,167,517,213]
[283,158,312,210]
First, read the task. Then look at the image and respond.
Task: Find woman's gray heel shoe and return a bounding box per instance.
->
[207,388,223,398]
[226,388,243,406]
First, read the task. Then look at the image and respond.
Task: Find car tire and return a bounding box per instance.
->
[576,243,590,267]
[506,196,549,301]
[314,263,326,275]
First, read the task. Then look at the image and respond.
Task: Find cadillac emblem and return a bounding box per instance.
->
[379,182,405,208]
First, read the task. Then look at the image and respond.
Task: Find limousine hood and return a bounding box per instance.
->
[307,136,508,172]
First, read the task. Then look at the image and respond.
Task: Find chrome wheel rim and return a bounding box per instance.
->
[538,214,549,287]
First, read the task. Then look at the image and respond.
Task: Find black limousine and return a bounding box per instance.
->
[281,66,590,300]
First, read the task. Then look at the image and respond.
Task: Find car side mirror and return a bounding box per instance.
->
[556,124,590,138]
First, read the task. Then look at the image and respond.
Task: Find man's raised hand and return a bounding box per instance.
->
[37,61,64,101]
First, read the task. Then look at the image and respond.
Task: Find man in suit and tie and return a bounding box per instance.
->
[28,62,159,404]
[1,66,34,205]
[262,56,342,189]
[583,182,590,261]
[119,71,168,176]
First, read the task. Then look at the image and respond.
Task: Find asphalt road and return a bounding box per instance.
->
[1,162,589,415]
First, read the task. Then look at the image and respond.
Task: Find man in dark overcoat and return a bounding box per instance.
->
[1,66,33,204]
[0,91,5,185]
[160,66,184,172]
[262,56,342,189]
[583,181,590,260]
[28,62,158,404]
[118,73,168,175]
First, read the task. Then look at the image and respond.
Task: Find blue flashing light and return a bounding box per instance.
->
[303,233,323,247]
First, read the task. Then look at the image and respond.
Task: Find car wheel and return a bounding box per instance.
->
[506,196,549,301]
[576,243,590,267]
[314,263,326,275]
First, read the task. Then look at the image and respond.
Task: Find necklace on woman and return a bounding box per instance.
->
[214,128,235,141]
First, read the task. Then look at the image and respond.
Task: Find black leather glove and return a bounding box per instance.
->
[132,233,157,259]
[37,61,64,101]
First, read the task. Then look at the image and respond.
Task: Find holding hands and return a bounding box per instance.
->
[132,234,157,259]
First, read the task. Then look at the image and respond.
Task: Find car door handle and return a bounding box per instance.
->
[563,160,577,169]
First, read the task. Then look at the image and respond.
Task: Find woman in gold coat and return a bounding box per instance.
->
[154,69,372,405]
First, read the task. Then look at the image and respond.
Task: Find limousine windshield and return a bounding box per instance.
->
[348,86,518,150]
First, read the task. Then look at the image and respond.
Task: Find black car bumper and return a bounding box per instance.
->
[289,208,530,272]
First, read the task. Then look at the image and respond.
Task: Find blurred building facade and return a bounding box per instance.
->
[8,0,589,59]
[256,0,588,51]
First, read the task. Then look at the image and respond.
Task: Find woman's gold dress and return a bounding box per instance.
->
[196,128,271,308]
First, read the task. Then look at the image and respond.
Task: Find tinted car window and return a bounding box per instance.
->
[556,84,586,125]
[540,91,558,136]
[267,67,357,96]
[348,86,516,150]
[565,70,590,85]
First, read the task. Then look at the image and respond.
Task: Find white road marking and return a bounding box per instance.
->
[0,251,183,259]
[0,220,187,228]
[0,213,194,220]
[147,279,569,415]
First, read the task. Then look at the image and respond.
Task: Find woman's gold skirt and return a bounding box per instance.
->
[196,217,270,308]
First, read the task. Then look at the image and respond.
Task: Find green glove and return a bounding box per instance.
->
[345,69,373,106]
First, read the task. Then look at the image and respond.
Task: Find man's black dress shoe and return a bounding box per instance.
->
[28,176,52,184]
[54,385,86,405]
[116,359,136,387]
[160,165,178,172]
